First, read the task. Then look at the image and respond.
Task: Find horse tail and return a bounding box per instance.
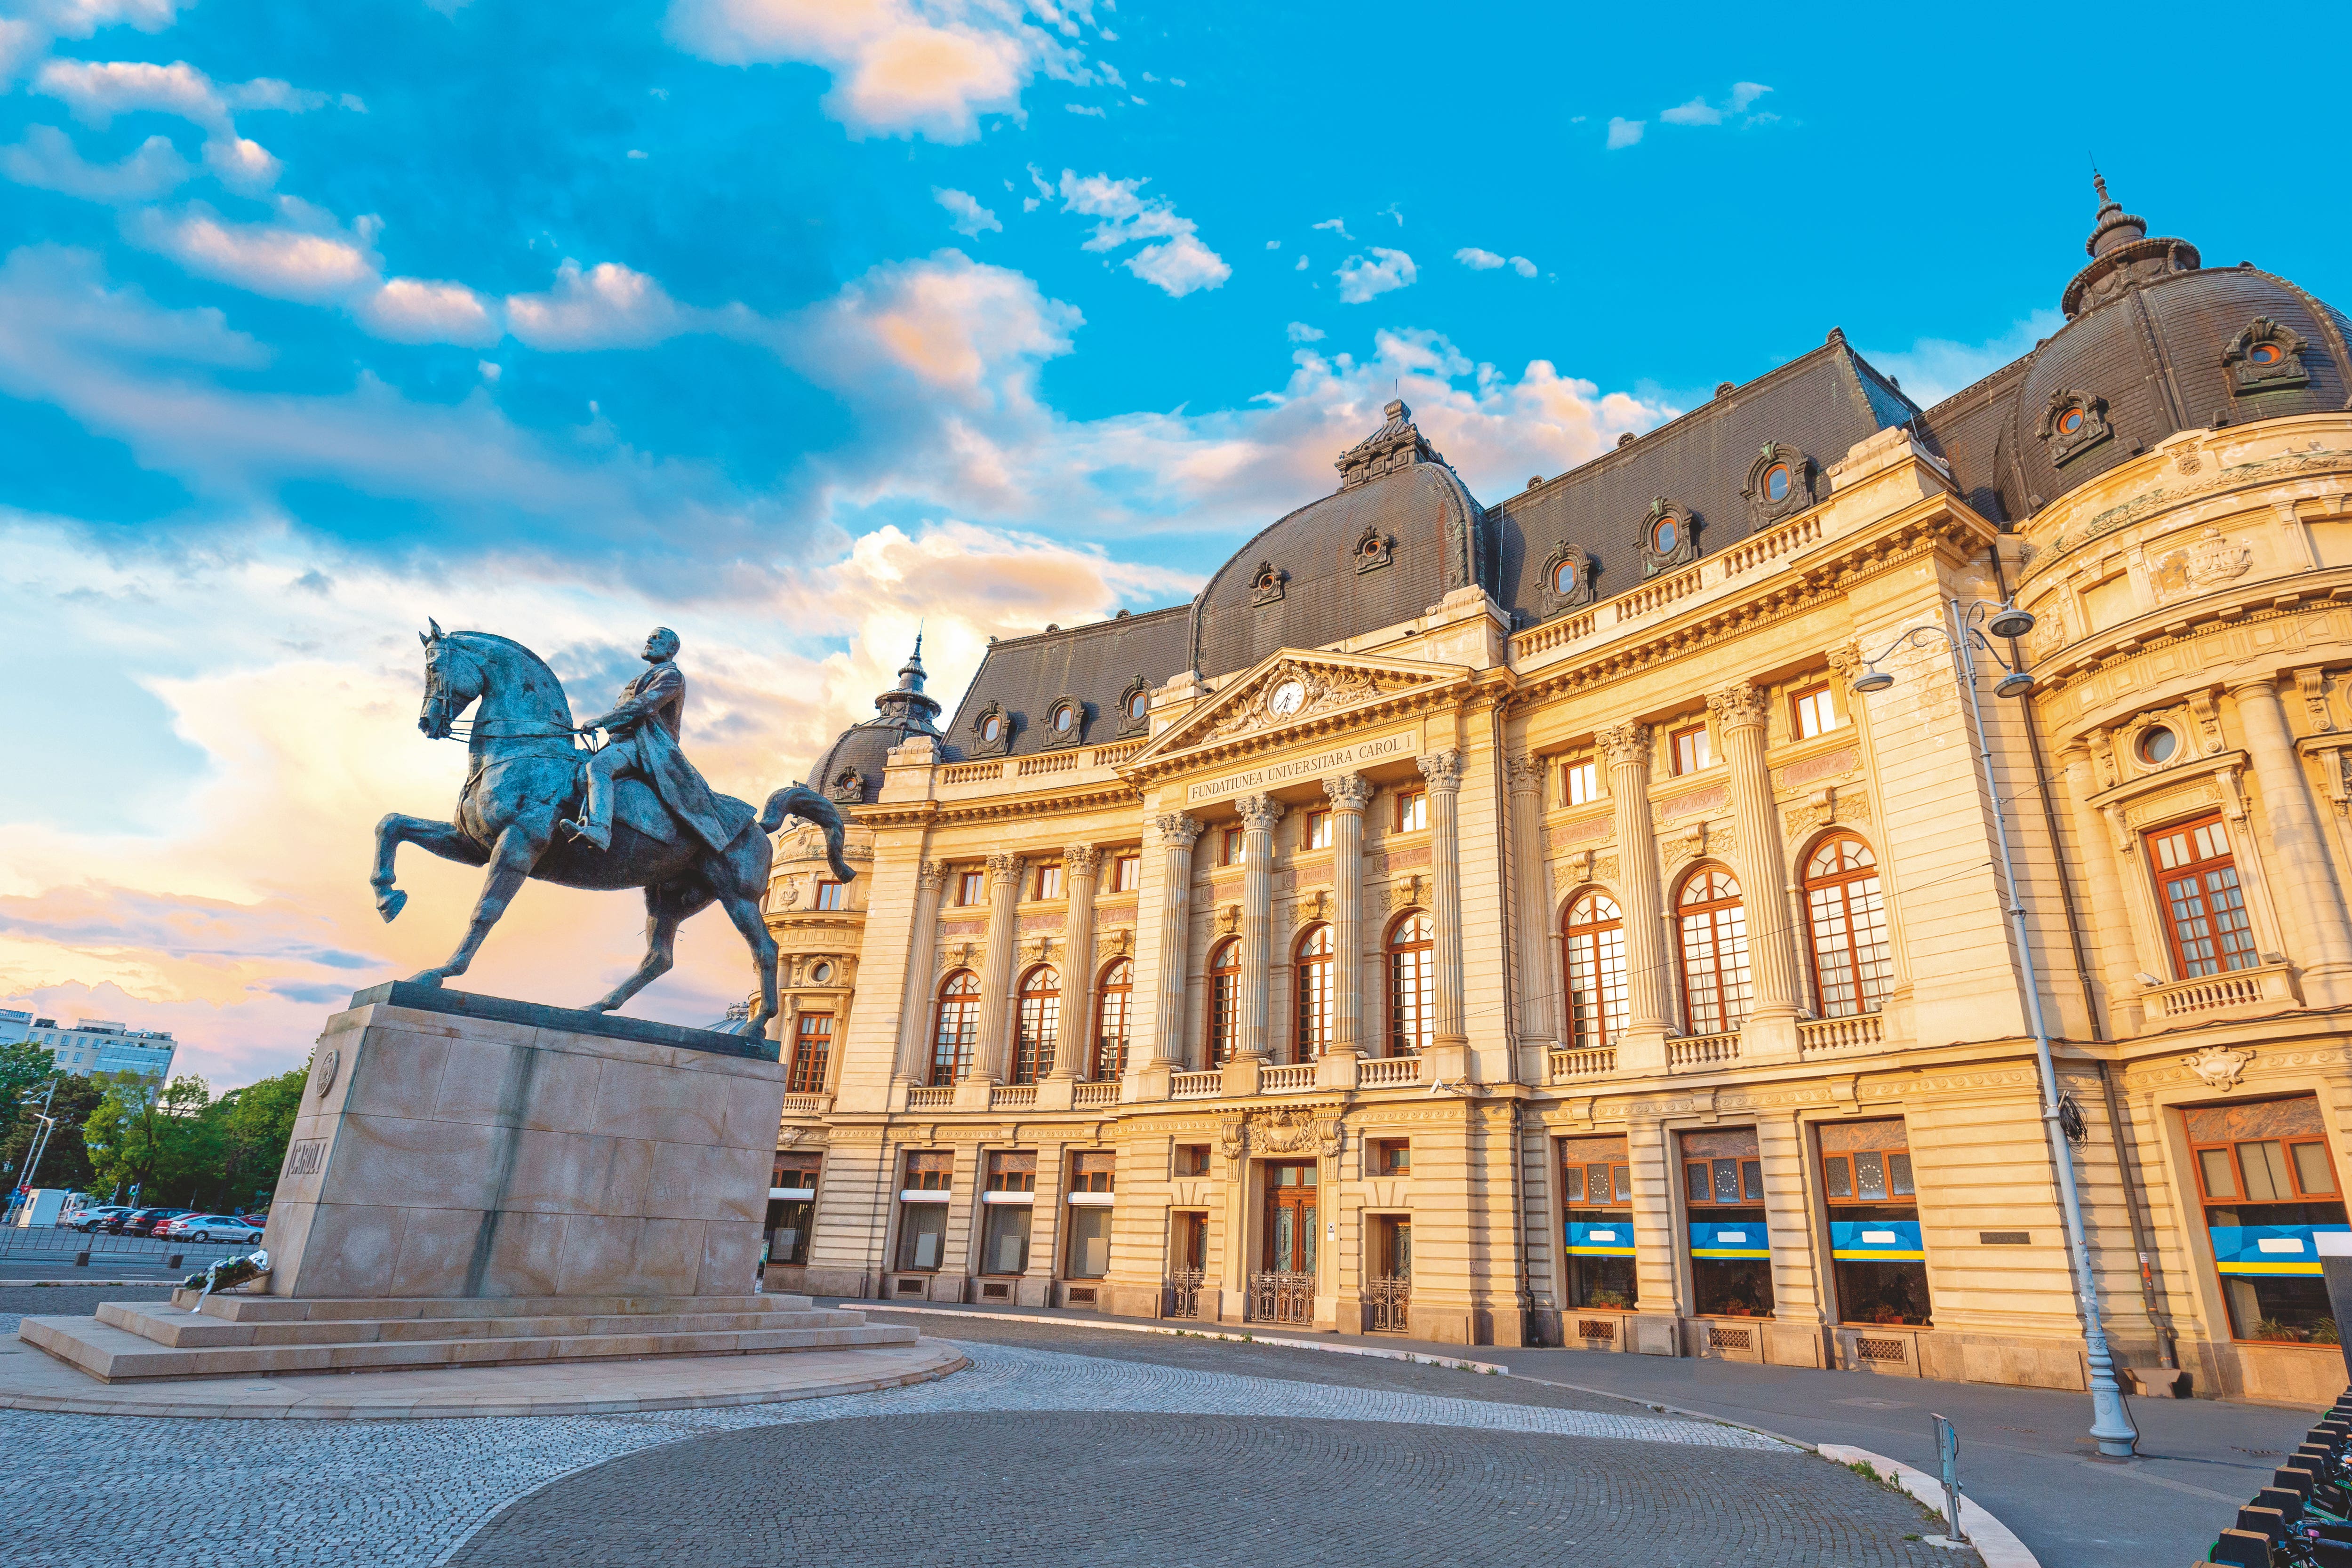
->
[760,785,856,883]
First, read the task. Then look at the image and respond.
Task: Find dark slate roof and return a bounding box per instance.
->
[1494,338,1920,625]
[943,605,1192,758]
[1189,450,1488,680]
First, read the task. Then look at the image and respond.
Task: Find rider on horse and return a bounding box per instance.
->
[560,627,735,855]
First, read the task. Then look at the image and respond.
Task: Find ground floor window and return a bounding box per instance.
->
[1821,1117,1929,1327]
[766,1151,821,1267]
[1560,1133,1635,1309]
[896,1203,947,1271]
[1682,1127,1772,1318]
[1067,1206,1112,1277]
[2184,1094,2348,1344]
[980,1202,1032,1276]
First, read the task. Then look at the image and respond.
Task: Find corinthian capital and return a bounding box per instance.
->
[917,860,949,891]
[1415,749,1466,791]
[1706,681,1769,731]
[1154,812,1203,849]
[1321,772,1373,811]
[1595,722,1652,769]
[1238,794,1285,832]
[985,851,1025,881]
[1063,843,1101,875]
[1504,755,1545,795]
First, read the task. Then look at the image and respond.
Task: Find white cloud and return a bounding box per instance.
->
[1293,254,1307,271]
[505,259,689,350]
[1454,247,1504,270]
[1264,239,1280,250]
[1378,202,1403,226]
[1285,321,1324,343]
[357,277,502,346]
[1660,82,1774,128]
[1730,81,1770,111]
[1862,309,2064,408]
[932,185,1002,236]
[1335,247,1414,305]
[1659,95,1719,127]
[127,204,376,302]
[1311,216,1350,240]
[663,0,1093,144]
[1606,116,1644,149]
[30,57,346,193]
[27,0,190,36]
[0,124,189,201]
[1508,256,1536,278]
[1054,169,1229,297]
[201,133,279,189]
[1064,102,1103,116]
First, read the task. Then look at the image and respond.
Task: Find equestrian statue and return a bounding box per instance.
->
[370,621,852,1032]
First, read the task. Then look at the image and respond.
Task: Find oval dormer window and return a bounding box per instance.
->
[1125,688,1148,720]
[1653,517,1679,553]
[982,714,1004,742]
[2251,342,2285,367]
[1052,704,1075,734]
[1763,462,1792,502]
[2058,407,2086,436]
[1550,558,1578,594]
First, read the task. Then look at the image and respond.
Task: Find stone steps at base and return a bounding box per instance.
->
[20,1313,922,1384]
[171,1290,818,1323]
[102,1302,875,1349]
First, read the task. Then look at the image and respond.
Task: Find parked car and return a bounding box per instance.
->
[170,1215,265,1245]
[114,1207,191,1237]
[71,1205,135,1233]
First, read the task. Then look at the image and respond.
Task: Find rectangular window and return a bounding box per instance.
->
[985,1150,1038,1192]
[2184,1095,2347,1344]
[1396,791,1427,832]
[1559,1134,1635,1311]
[772,1151,822,1191]
[980,1204,1031,1275]
[1792,683,1843,740]
[1679,1128,1771,1319]
[1819,1119,1930,1328]
[1175,1144,1210,1177]
[957,870,984,906]
[1565,760,1599,807]
[787,1013,832,1095]
[1305,809,1332,850]
[896,1202,948,1271]
[1067,1206,1112,1278]
[2147,815,2259,979]
[1221,825,1245,865]
[1113,852,1141,892]
[904,1150,953,1191]
[1035,863,1064,901]
[1671,723,1712,776]
[1372,1138,1411,1176]
[813,880,846,911]
[1070,1150,1115,1193]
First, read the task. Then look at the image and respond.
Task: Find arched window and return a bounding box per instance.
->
[1676,868,1752,1037]
[1803,835,1892,1017]
[931,969,979,1086]
[1207,939,1241,1064]
[1012,966,1060,1085]
[1093,959,1133,1080]
[1294,924,1333,1062]
[1387,911,1434,1057]
[1562,891,1628,1050]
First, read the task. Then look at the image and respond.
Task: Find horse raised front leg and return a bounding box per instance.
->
[408,825,542,988]
[588,882,709,1013]
[371,813,489,923]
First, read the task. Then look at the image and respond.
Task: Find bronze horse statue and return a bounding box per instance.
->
[368,623,851,1032]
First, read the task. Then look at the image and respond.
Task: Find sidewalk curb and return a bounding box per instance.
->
[850,1302,1511,1373]
[1815,1445,2038,1568]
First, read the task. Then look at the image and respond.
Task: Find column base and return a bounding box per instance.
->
[1222,1056,1264,1098]
[1738,1012,1800,1065]
[1424,1036,1470,1082]
[1033,1076,1076,1111]
[1617,1026,1669,1074]
[1316,1050,1360,1090]
[886,1078,912,1113]
[1125,1062,1172,1103]
[953,1078,997,1111]
[1515,1040,1555,1087]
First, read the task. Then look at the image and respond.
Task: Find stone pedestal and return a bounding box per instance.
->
[264,983,787,1300]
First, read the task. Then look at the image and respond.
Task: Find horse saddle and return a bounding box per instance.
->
[563,765,682,846]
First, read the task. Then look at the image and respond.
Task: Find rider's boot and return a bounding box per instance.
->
[559,816,610,850]
[560,761,616,851]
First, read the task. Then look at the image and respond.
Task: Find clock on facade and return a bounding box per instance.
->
[1268,679,1306,718]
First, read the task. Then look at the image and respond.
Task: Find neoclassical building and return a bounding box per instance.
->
[759,181,2352,1404]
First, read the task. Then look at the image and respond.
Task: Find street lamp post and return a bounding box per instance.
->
[1853,596,2140,1460]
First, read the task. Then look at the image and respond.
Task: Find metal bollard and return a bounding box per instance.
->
[1931,1413,1968,1543]
[165,1253,183,1269]
[74,1249,90,1267]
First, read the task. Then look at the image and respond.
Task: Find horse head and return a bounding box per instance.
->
[416,620,481,740]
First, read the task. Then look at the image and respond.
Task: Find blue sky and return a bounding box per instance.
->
[3,0,2344,1088]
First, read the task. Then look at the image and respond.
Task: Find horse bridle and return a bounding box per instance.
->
[422,640,586,744]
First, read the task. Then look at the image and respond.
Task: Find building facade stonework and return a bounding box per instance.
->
[757,184,2352,1405]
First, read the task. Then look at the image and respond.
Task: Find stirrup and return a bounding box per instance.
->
[560,816,609,850]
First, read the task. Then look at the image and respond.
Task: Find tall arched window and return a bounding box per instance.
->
[1562,891,1628,1050]
[1012,965,1060,1084]
[1803,835,1892,1017]
[1294,924,1333,1062]
[1093,959,1133,1080]
[1207,939,1241,1064]
[931,969,979,1085]
[1676,868,1752,1037]
[1387,911,1434,1057]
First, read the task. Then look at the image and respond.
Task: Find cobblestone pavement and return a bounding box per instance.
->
[2,1308,1968,1568]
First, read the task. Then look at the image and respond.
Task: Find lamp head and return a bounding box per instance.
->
[1987,605,2036,640]
[1850,669,1896,694]
[1993,671,2036,698]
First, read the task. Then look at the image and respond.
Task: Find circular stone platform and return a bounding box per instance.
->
[0,1331,965,1419]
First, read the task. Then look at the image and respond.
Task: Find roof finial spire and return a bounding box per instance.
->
[896,625,929,694]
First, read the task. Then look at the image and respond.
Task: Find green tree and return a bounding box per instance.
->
[1,1073,104,1197]
[213,1061,307,1209]
[0,1039,56,1152]
[84,1072,215,1204]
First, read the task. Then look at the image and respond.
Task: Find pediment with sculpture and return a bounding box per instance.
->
[1131,647,1465,764]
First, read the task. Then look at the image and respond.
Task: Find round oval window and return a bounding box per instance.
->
[810,962,833,984]
[2059,408,2085,434]
[1551,559,1576,593]
[2252,343,2283,366]
[2138,726,2178,766]
[982,715,1002,741]
[1764,463,1791,502]
[1654,518,1678,553]
[1127,689,1147,719]
[1053,706,1073,732]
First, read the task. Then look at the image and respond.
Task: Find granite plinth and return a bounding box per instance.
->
[346,981,777,1062]
[258,997,788,1301]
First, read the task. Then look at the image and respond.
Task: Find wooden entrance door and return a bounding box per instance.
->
[1264,1162,1318,1274]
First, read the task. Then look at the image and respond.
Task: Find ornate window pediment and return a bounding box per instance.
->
[969,699,1016,757]
[2038,389,2112,466]
[1041,692,1089,750]
[1249,560,1288,606]
[1742,443,1815,526]
[823,766,865,804]
[1536,544,1594,617]
[1354,524,1395,575]
[1131,648,1466,760]
[2223,316,2313,394]
[1638,497,1698,579]
[1115,675,1152,738]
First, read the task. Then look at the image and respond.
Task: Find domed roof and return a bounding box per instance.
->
[1189,400,1489,680]
[1920,178,2352,520]
[808,637,944,806]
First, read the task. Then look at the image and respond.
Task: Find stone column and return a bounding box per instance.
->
[2059,748,2148,1037]
[1625,1116,1682,1352]
[1134,814,1202,1101]
[1319,773,1371,1089]
[1228,796,1283,1094]
[960,851,1023,1104]
[1506,755,1558,1084]
[1598,723,1668,1072]
[1418,750,1471,1081]
[2233,675,2352,1004]
[1708,682,1801,1061]
[892,860,948,1087]
[1049,845,1099,1081]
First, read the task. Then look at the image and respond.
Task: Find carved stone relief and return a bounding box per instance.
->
[2181,1044,2255,1091]
[2150,526,2252,600]
[1202,658,1407,744]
